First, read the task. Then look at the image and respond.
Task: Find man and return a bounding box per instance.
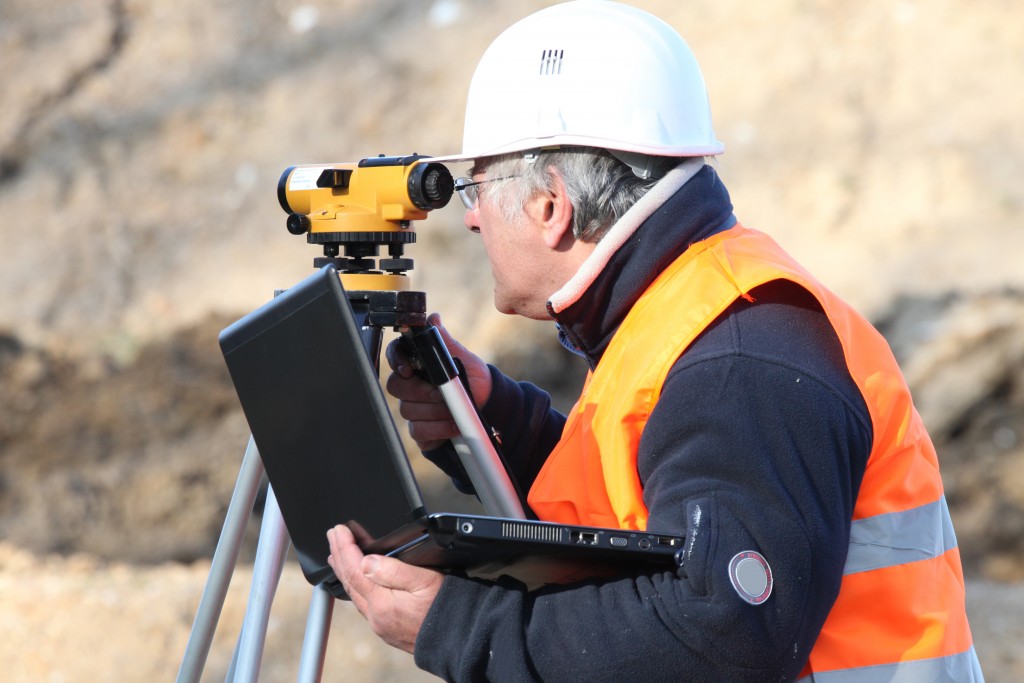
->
[327,2,984,681]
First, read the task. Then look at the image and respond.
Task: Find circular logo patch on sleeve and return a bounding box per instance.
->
[728,550,773,605]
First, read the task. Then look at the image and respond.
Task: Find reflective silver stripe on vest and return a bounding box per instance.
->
[796,645,986,682]
[844,496,958,575]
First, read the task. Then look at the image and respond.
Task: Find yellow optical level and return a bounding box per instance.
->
[278,154,454,290]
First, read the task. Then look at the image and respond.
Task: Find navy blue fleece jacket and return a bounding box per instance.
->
[413,166,872,682]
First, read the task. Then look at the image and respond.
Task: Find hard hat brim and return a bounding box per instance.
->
[425,138,724,168]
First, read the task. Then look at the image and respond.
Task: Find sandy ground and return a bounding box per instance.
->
[0,543,433,683]
[0,541,1019,682]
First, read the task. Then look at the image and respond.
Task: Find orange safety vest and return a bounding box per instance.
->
[529,225,982,681]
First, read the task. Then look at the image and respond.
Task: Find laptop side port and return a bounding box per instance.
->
[570,530,598,545]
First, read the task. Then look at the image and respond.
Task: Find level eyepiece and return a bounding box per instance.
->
[408,162,454,210]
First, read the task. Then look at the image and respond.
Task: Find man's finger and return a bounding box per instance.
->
[385,372,441,404]
[405,421,457,452]
[327,525,373,612]
[327,523,356,555]
[384,338,415,378]
[361,555,439,594]
[395,396,449,422]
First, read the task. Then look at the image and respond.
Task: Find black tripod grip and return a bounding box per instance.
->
[397,325,459,387]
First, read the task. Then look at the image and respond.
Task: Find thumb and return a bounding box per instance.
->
[428,312,467,356]
[426,312,491,405]
[362,555,434,592]
[427,312,450,340]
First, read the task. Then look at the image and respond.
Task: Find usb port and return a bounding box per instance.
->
[571,531,598,545]
[657,536,678,548]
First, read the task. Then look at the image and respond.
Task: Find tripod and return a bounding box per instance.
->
[175,285,527,682]
[176,154,520,680]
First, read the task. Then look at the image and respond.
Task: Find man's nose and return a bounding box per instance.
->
[463,207,481,234]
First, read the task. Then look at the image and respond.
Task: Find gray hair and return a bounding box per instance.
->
[474,147,678,243]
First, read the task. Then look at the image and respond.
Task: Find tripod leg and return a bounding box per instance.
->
[439,380,527,519]
[296,584,335,682]
[402,324,527,520]
[233,485,291,682]
[177,435,265,683]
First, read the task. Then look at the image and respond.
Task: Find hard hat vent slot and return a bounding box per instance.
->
[539,49,564,76]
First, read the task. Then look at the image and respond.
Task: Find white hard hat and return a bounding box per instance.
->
[432,0,724,164]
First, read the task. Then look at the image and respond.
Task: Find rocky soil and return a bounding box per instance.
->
[1,0,1022,680]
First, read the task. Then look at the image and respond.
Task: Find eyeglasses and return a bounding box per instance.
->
[453,175,518,209]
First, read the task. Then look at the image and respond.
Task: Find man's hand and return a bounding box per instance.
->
[385,312,492,451]
[327,524,444,654]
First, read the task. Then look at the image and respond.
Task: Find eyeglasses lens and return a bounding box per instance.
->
[455,178,477,209]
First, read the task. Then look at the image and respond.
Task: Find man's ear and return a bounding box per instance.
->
[527,167,574,250]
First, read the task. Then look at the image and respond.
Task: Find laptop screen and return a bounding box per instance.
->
[219,267,428,583]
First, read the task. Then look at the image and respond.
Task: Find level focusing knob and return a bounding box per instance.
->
[286,213,311,235]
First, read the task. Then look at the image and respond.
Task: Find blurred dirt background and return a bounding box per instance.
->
[1,0,1022,680]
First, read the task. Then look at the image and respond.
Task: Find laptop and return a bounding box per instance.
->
[219,265,685,598]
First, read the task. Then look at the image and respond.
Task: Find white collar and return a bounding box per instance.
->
[548,157,704,315]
